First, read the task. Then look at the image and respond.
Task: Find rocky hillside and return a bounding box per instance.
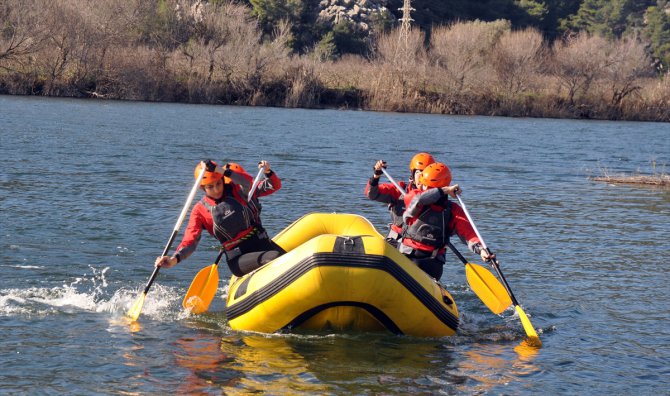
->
[316,0,395,33]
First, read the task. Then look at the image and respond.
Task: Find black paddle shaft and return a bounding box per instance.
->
[213,249,224,265]
[487,253,521,307]
[142,229,180,294]
[446,241,468,264]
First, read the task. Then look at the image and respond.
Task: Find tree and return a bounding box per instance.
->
[604,37,651,106]
[313,31,338,61]
[541,0,585,38]
[491,27,546,96]
[191,2,259,84]
[249,0,320,52]
[136,0,195,50]
[332,20,368,57]
[370,27,428,111]
[0,0,47,71]
[517,0,549,22]
[430,19,511,93]
[643,1,670,71]
[551,33,613,104]
[561,0,655,38]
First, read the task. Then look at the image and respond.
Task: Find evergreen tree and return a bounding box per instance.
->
[542,0,582,38]
[643,1,670,71]
[249,0,322,52]
[561,0,654,38]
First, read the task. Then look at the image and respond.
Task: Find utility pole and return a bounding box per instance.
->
[398,0,414,46]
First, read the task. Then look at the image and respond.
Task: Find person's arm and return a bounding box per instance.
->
[405,187,443,211]
[155,203,205,268]
[366,180,403,202]
[402,189,441,222]
[365,160,384,199]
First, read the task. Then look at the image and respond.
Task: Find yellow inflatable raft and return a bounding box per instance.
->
[225,213,459,337]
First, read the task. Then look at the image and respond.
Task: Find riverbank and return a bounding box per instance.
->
[2,1,669,122]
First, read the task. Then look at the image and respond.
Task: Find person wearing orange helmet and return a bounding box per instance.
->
[365,153,458,247]
[399,162,493,280]
[155,159,283,277]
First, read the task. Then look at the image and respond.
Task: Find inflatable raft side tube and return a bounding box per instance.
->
[226,252,459,332]
[272,212,383,252]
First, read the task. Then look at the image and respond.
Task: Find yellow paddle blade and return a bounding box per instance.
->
[515,305,542,347]
[465,263,512,314]
[183,264,219,314]
[126,292,146,322]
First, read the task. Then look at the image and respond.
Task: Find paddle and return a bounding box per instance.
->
[182,250,224,314]
[247,167,265,202]
[380,167,510,313]
[126,164,207,321]
[446,242,511,314]
[455,194,542,346]
[380,167,406,198]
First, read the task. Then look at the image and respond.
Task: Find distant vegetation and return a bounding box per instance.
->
[1,0,670,121]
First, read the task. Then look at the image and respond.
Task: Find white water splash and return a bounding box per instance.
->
[0,265,183,321]
[106,284,183,320]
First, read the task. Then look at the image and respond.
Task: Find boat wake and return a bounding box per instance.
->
[0,265,183,321]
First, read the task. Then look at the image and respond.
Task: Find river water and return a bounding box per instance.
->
[1,96,668,395]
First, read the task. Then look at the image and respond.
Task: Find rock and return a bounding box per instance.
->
[316,0,395,32]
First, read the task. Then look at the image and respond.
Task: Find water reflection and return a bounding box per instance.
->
[171,331,471,394]
[168,308,547,394]
[452,342,541,394]
[220,335,328,394]
[514,340,541,360]
[173,336,241,393]
[172,333,327,394]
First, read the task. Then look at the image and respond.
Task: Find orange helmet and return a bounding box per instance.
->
[228,162,246,173]
[224,162,248,183]
[194,162,222,186]
[409,152,435,172]
[419,162,452,188]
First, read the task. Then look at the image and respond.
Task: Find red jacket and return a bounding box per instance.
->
[174,170,281,261]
